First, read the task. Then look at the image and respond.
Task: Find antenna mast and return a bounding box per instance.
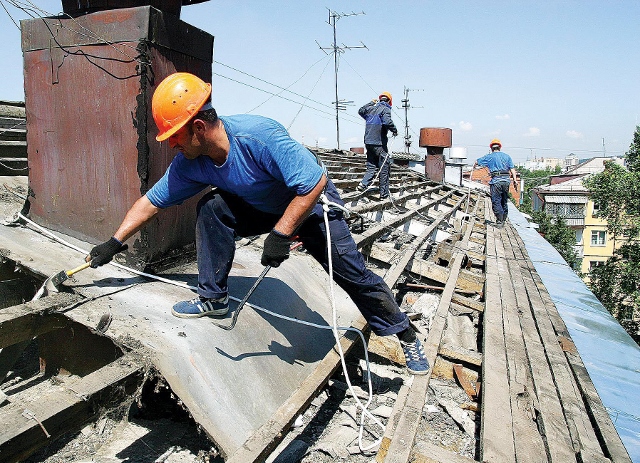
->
[400,86,423,154]
[317,9,367,150]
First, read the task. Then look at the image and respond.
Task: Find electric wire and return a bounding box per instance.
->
[287,58,332,130]
[213,72,362,126]
[0,0,20,28]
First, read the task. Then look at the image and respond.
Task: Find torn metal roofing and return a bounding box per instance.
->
[509,203,640,462]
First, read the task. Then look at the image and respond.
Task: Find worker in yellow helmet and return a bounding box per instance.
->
[473,139,518,227]
[85,72,430,375]
[356,92,398,200]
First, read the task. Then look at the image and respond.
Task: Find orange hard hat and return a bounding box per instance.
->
[490,138,502,149]
[379,91,392,106]
[152,72,212,142]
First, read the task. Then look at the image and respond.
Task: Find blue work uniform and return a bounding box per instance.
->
[146,115,408,336]
[358,101,397,198]
[475,151,515,222]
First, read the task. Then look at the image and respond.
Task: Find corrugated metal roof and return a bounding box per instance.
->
[544,195,588,203]
[510,204,640,462]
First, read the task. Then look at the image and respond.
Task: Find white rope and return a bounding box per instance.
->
[16,210,384,453]
[320,196,385,451]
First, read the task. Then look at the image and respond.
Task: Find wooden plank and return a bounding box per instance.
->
[383,212,450,285]
[509,229,631,463]
[451,293,484,313]
[496,229,549,461]
[227,319,367,463]
[438,344,482,367]
[504,226,610,462]
[498,226,580,462]
[406,261,484,295]
[376,385,410,462]
[480,226,516,463]
[0,293,81,348]
[453,364,478,400]
[411,441,476,463]
[0,351,146,462]
[382,213,477,463]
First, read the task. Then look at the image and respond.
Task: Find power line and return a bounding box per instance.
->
[212,72,362,126]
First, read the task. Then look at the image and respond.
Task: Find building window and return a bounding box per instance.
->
[545,203,585,219]
[592,202,600,217]
[589,260,604,271]
[591,230,606,246]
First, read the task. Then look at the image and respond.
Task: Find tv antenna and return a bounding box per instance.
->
[399,87,423,155]
[317,9,367,150]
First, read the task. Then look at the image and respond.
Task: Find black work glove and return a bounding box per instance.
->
[391,130,398,137]
[88,237,128,268]
[261,229,291,267]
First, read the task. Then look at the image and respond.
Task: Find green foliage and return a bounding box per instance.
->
[589,243,640,344]
[625,125,640,172]
[530,211,580,270]
[583,162,640,240]
[584,133,640,344]
[516,166,562,214]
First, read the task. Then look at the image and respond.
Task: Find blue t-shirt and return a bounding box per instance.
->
[146,115,325,215]
[475,151,515,184]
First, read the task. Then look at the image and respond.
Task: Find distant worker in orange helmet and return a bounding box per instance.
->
[356,92,398,200]
[85,72,430,375]
[473,139,518,227]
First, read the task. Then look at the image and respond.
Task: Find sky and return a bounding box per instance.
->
[1,0,639,164]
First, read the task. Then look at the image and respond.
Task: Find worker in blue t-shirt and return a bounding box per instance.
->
[85,73,429,375]
[473,139,518,227]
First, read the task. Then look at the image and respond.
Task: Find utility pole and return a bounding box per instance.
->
[602,137,606,157]
[317,9,367,150]
[400,87,423,155]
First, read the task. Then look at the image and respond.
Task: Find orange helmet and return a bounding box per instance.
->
[379,91,392,106]
[490,138,502,149]
[152,72,212,142]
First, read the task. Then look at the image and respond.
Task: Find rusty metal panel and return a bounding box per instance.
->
[22,7,213,269]
[419,127,452,148]
[21,6,212,62]
[62,0,183,18]
[425,153,445,183]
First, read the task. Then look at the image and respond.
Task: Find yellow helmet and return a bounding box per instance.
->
[379,91,392,106]
[490,138,502,149]
[152,72,212,142]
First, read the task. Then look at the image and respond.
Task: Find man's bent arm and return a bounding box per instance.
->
[510,168,518,188]
[114,195,160,243]
[274,175,328,237]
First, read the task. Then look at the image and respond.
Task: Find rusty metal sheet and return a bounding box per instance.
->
[419,127,452,148]
[62,0,183,18]
[21,6,213,62]
[22,7,213,269]
[425,153,445,183]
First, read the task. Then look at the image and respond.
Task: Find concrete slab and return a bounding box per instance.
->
[0,181,362,457]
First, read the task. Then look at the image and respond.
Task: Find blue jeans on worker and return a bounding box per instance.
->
[194,180,409,336]
[490,179,510,221]
[360,144,391,198]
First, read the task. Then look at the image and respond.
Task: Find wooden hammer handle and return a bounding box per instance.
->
[66,261,92,277]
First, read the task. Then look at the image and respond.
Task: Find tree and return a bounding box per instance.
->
[517,165,562,214]
[583,129,640,344]
[530,211,580,270]
[624,125,640,172]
